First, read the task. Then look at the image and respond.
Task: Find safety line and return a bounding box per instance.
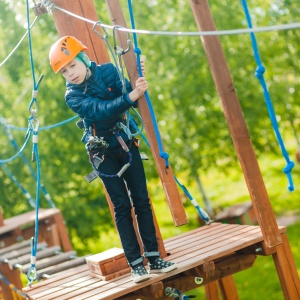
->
[0,118,55,207]
[47,2,300,36]
[0,17,38,68]
[25,0,43,285]
[0,115,79,132]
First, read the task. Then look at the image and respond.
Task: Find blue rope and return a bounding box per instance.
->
[0,115,78,132]
[127,0,170,168]
[25,0,43,284]
[1,121,55,208]
[0,132,31,164]
[241,0,294,192]
[130,117,212,224]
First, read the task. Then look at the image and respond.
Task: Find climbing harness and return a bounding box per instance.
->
[241,0,295,191]
[85,124,133,181]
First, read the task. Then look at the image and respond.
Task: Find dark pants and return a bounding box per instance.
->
[98,144,159,266]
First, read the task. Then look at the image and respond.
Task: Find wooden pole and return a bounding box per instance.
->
[106,0,188,226]
[189,0,281,248]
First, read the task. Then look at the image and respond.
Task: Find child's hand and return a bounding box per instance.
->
[129,77,148,102]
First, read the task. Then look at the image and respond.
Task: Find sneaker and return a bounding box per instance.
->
[131,265,151,283]
[149,258,177,273]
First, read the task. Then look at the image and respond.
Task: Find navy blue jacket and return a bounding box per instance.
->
[65,62,134,148]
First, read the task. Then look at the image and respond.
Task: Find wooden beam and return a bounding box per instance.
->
[189,0,281,247]
[106,0,188,226]
[272,234,300,299]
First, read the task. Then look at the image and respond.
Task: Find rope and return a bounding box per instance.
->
[42,1,300,37]
[0,115,78,132]
[241,0,295,192]
[0,17,38,68]
[25,0,44,285]
[127,0,170,168]
[0,132,31,164]
[0,117,55,208]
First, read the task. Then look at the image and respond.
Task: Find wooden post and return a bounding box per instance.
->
[189,0,281,248]
[106,0,188,226]
[0,207,4,226]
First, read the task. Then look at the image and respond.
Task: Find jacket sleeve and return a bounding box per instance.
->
[65,90,134,121]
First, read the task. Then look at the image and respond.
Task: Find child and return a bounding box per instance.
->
[49,36,177,283]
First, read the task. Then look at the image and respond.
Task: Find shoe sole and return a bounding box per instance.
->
[150,263,178,273]
[133,273,151,283]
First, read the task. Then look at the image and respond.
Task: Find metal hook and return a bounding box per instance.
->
[92,21,109,41]
[112,25,131,56]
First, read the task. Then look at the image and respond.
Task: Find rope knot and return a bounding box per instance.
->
[134,47,142,55]
[283,161,295,174]
[255,65,265,78]
[160,151,169,160]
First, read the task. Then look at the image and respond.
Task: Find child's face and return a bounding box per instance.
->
[60,59,87,84]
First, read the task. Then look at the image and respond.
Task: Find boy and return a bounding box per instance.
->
[49,36,177,283]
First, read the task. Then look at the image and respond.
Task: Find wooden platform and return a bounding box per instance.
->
[23,222,286,300]
[0,208,72,252]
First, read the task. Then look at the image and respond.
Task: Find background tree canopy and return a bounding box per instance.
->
[0,0,299,253]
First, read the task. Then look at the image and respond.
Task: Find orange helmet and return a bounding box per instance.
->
[49,36,88,73]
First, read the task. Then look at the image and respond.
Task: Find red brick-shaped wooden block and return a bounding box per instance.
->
[86,247,128,276]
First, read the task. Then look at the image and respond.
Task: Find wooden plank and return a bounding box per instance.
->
[218,276,238,300]
[205,281,220,300]
[106,0,188,227]
[23,265,89,295]
[0,240,31,255]
[0,209,59,235]
[36,256,89,280]
[23,269,92,299]
[8,245,59,266]
[188,0,281,248]
[52,212,73,252]
[20,251,77,273]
